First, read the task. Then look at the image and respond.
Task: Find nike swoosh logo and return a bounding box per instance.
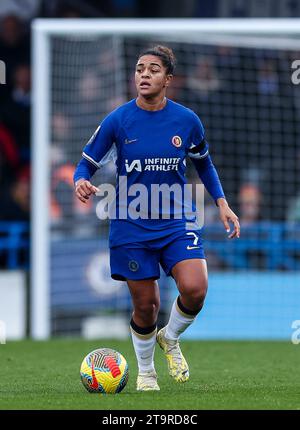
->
[90,357,99,390]
[125,138,138,144]
[186,246,200,250]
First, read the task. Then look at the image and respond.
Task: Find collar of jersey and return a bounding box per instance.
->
[134,97,169,113]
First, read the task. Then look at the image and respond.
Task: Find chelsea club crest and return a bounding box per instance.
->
[172,135,182,148]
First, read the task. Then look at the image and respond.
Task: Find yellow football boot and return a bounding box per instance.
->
[157,327,189,383]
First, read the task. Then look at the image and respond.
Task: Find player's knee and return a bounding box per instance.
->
[134,300,160,321]
[189,289,207,308]
[181,279,208,307]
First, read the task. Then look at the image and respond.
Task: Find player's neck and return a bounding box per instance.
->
[136,95,167,111]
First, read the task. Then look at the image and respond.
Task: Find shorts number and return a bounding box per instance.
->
[186,232,199,246]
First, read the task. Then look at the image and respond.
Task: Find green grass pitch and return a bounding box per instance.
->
[0,339,299,410]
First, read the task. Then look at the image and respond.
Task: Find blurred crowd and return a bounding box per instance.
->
[0,14,30,222]
[1,0,300,232]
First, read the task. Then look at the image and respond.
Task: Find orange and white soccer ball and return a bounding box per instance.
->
[80,348,129,394]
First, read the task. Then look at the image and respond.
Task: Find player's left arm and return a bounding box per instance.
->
[188,114,240,239]
[215,197,240,239]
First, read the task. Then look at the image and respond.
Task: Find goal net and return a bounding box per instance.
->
[32,19,300,340]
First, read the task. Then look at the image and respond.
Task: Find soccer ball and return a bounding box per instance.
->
[80,348,129,394]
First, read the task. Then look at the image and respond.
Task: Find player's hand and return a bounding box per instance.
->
[75,179,99,204]
[217,198,240,239]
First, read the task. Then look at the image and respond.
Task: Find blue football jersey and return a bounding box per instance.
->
[82,98,209,247]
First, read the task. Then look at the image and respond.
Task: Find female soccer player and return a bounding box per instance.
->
[74,46,240,391]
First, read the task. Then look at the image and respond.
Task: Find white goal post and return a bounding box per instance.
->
[31,18,300,340]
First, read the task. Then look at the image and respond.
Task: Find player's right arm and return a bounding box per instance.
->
[75,178,99,204]
[73,113,116,204]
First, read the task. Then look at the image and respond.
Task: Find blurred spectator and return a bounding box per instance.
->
[186,56,221,100]
[184,54,224,134]
[1,63,31,163]
[0,166,30,221]
[165,72,187,103]
[106,96,125,112]
[0,15,27,49]
[78,70,100,105]
[12,63,31,106]
[50,145,78,223]
[50,146,94,236]
[0,14,30,91]
[52,112,72,146]
[238,183,262,226]
[0,123,20,191]
[257,59,279,97]
[73,68,116,145]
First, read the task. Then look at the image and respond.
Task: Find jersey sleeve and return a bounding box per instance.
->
[187,112,225,203]
[187,113,209,160]
[82,113,117,168]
